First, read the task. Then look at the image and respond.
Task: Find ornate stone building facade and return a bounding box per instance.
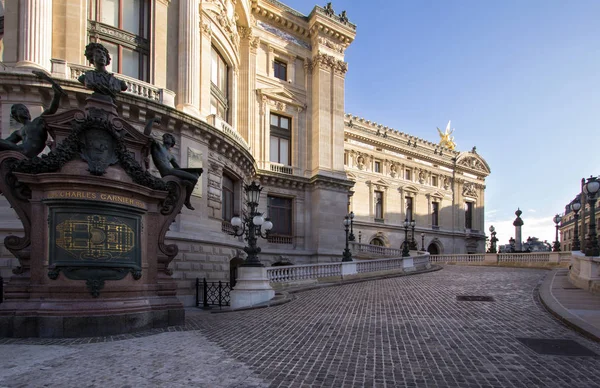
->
[0,0,488,306]
[343,115,489,255]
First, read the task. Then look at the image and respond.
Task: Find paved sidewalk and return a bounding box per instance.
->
[539,268,600,341]
[3,266,600,388]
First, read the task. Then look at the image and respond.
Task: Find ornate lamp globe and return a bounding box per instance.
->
[343,216,351,227]
[231,216,242,227]
[350,211,355,220]
[584,176,600,198]
[571,199,581,213]
[553,214,562,225]
[489,225,495,233]
[264,219,274,232]
[403,219,409,228]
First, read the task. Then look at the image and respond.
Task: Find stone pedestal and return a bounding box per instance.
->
[230,267,275,310]
[403,256,415,272]
[0,94,196,337]
[569,251,600,294]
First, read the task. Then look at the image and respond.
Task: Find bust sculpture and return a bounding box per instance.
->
[0,71,65,158]
[78,42,128,101]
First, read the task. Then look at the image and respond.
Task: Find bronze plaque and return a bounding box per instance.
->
[47,202,142,269]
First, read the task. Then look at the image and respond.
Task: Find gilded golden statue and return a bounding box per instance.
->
[437,120,456,150]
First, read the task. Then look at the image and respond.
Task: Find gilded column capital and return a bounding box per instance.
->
[312,52,335,71]
[237,26,252,40]
[249,36,260,53]
[333,60,348,76]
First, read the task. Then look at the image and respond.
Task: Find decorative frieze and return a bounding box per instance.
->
[317,36,345,54]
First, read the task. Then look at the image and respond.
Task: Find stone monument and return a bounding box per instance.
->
[513,208,524,252]
[0,43,201,337]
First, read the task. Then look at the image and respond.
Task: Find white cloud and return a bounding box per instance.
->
[528,209,536,213]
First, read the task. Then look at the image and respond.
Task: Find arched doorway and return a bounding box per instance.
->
[229,256,245,288]
[427,243,440,255]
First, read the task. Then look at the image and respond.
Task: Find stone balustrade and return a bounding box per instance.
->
[207,114,251,151]
[50,60,176,108]
[498,252,550,263]
[269,162,293,175]
[430,252,569,265]
[349,242,404,257]
[266,253,430,285]
[267,262,342,283]
[429,254,486,263]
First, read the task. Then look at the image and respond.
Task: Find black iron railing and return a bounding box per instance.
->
[196,278,230,309]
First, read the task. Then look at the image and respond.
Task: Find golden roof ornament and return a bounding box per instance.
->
[437,120,456,150]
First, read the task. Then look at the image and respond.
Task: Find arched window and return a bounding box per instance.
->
[370,238,384,246]
[211,47,229,121]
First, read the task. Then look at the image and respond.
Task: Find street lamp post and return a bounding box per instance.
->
[571,195,582,251]
[584,176,600,257]
[410,219,417,250]
[509,237,515,253]
[402,218,410,257]
[342,215,353,262]
[488,225,498,253]
[421,232,425,251]
[348,211,355,241]
[229,181,273,267]
[553,214,562,252]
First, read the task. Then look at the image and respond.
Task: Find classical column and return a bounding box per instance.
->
[331,59,347,172]
[237,28,258,143]
[198,19,213,118]
[288,54,296,84]
[16,0,53,71]
[153,0,170,88]
[266,46,274,77]
[177,0,200,116]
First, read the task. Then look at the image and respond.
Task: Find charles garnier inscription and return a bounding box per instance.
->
[46,191,145,208]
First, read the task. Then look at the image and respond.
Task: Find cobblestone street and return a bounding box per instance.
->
[3,266,600,388]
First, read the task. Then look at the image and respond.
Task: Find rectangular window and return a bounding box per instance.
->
[374,161,381,173]
[405,169,412,180]
[432,202,439,227]
[406,197,413,221]
[268,196,293,236]
[270,113,291,165]
[274,60,287,81]
[431,176,438,187]
[375,191,384,220]
[222,174,235,222]
[465,202,473,229]
[88,0,150,81]
[211,47,229,121]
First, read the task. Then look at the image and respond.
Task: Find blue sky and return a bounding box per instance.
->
[283,0,600,245]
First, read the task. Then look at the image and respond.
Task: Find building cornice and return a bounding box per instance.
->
[344,114,490,178]
[251,0,311,39]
